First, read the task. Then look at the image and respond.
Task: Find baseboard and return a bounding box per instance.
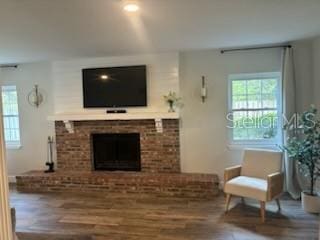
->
[8,176,16,183]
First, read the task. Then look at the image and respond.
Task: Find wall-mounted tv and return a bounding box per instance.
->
[82,65,147,108]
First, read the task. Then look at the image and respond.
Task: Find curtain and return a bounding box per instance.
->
[0,73,15,239]
[281,47,305,199]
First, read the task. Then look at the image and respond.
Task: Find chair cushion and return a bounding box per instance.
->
[241,149,282,179]
[224,176,268,201]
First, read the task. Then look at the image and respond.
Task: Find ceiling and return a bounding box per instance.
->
[0,0,320,63]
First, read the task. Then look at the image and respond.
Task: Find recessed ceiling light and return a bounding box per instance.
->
[123,1,140,12]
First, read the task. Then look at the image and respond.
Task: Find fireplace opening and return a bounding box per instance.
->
[91,133,141,171]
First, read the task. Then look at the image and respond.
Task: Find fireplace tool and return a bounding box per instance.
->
[45,136,55,173]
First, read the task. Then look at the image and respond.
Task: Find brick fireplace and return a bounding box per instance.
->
[17,116,219,198]
[55,119,180,173]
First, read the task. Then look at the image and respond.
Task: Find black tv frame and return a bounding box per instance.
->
[82,65,147,108]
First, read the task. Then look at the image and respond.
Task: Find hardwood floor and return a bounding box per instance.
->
[10,186,318,240]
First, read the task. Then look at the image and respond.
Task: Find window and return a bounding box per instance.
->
[1,85,21,148]
[228,72,281,145]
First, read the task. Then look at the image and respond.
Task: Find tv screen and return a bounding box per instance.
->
[82,65,147,108]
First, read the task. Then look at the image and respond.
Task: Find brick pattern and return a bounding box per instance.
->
[17,119,221,199]
[55,119,180,173]
[16,171,220,199]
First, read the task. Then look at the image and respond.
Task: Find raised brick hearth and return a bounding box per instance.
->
[16,118,220,198]
[16,171,219,198]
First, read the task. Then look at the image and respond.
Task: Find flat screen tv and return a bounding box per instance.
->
[82,65,147,108]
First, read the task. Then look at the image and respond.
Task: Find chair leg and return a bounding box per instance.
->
[241,197,245,205]
[225,194,232,213]
[260,201,266,223]
[276,199,281,211]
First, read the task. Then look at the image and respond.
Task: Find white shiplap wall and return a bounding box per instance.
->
[52,53,179,114]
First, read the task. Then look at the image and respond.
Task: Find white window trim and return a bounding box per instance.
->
[227,72,282,146]
[1,85,22,150]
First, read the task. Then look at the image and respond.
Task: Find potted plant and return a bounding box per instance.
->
[283,105,320,213]
[164,91,182,112]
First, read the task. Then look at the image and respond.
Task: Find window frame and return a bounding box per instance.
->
[227,72,282,146]
[1,85,22,149]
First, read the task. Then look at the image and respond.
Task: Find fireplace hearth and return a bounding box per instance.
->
[92,133,141,171]
[16,119,220,198]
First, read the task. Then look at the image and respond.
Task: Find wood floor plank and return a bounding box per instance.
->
[10,186,319,240]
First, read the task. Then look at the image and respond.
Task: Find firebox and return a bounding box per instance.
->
[91,133,141,171]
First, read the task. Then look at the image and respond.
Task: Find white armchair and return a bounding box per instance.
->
[224,149,283,222]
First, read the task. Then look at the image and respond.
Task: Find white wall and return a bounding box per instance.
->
[0,63,54,177]
[1,46,318,180]
[292,39,314,111]
[313,36,320,107]
[52,53,179,114]
[179,49,282,179]
[291,36,320,110]
[1,53,179,177]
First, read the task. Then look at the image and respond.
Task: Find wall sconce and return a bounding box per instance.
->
[201,76,207,103]
[27,84,44,107]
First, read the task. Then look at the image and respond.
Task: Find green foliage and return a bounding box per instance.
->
[233,112,278,140]
[163,91,183,111]
[282,105,320,196]
[232,78,277,96]
[163,91,181,105]
[231,78,279,141]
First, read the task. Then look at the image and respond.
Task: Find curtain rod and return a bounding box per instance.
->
[0,65,18,69]
[220,45,292,54]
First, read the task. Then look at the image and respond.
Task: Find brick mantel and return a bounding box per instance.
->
[55,119,180,173]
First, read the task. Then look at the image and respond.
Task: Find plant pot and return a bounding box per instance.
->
[301,191,320,213]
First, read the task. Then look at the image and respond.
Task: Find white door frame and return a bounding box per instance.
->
[0,84,13,240]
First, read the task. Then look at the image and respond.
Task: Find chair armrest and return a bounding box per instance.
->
[267,172,284,201]
[224,165,241,185]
